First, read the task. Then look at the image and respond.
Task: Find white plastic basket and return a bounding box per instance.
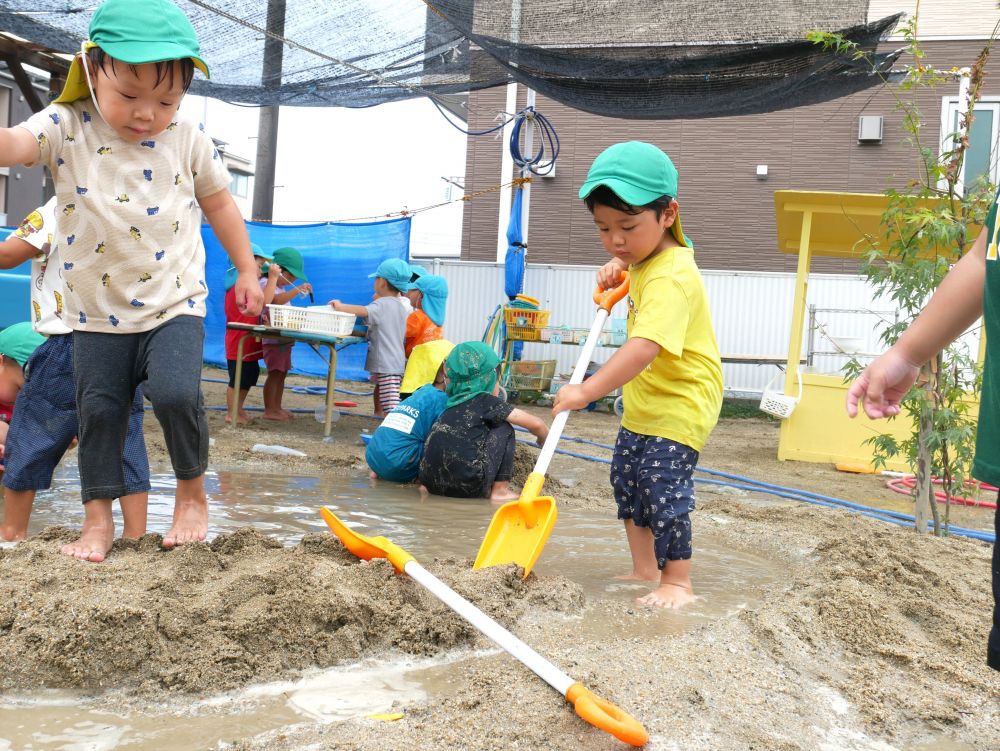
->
[759,369,802,419]
[266,304,356,337]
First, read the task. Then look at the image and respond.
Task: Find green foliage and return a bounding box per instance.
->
[812,15,996,534]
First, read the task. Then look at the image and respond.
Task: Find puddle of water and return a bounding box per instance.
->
[1,461,783,750]
[0,655,459,750]
[17,459,780,614]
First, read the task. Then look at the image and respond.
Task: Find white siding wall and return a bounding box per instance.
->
[869,0,1000,38]
[425,260,938,397]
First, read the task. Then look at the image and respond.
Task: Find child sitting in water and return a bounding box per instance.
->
[419,341,548,501]
[365,341,453,483]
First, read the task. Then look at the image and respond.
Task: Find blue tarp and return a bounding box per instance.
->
[0,227,32,330]
[0,218,411,382]
[204,217,411,381]
[504,187,525,301]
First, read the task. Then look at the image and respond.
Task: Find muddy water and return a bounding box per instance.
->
[1,462,783,750]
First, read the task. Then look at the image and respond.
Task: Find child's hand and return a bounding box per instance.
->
[534,425,549,447]
[846,349,920,419]
[552,383,592,414]
[235,270,264,316]
[597,258,628,290]
[329,299,342,311]
[268,262,282,280]
[299,282,313,295]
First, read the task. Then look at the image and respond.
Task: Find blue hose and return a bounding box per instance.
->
[514,437,995,544]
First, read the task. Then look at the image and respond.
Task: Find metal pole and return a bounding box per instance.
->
[251,0,286,222]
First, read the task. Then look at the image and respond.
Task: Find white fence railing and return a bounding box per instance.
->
[418,259,971,397]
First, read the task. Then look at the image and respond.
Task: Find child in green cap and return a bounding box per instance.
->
[0,322,47,476]
[0,0,264,561]
[553,141,723,609]
[418,341,548,501]
[260,247,313,420]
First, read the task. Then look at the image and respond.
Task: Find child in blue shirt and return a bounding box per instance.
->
[366,342,453,482]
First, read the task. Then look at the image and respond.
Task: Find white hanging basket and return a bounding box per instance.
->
[759,369,802,419]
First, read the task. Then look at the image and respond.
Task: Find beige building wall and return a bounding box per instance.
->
[461,40,1000,273]
[869,0,1000,38]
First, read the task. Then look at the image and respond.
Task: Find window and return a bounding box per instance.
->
[229,172,249,198]
[941,95,1000,194]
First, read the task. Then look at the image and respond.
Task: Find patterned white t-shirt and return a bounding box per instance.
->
[19,100,231,333]
[12,196,71,336]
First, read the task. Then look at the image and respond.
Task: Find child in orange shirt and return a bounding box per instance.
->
[404,272,447,357]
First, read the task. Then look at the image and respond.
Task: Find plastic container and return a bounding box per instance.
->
[504,307,551,341]
[827,334,865,355]
[267,304,356,337]
[609,318,627,346]
[759,370,802,419]
[509,359,557,391]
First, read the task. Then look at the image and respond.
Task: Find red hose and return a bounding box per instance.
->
[885,476,997,509]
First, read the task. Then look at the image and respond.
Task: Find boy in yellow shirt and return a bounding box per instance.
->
[553,141,723,608]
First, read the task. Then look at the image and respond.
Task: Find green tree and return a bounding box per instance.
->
[809,10,997,535]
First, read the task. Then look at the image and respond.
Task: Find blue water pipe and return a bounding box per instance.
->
[510,435,995,544]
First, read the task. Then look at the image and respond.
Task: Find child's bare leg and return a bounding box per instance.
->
[489,481,518,502]
[225,387,251,424]
[262,371,291,420]
[119,492,149,539]
[61,499,115,562]
[614,520,660,581]
[162,476,208,548]
[637,558,695,609]
[372,381,384,418]
[0,489,36,541]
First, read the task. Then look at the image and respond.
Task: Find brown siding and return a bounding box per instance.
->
[462,40,1000,274]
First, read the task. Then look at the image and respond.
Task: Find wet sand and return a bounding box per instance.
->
[0,369,997,750]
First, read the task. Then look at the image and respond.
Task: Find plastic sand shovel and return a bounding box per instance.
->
[320,506,648,747]
[474,273,630,576]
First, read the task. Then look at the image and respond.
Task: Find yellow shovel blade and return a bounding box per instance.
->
[473,496,557,576]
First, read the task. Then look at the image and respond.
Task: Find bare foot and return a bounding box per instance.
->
[418,484,430,498]
[489,481,518,502]
[369,470,378,481]
[614,570,659,582]
[163,481,208,548]
[262,410,292,422]
[0,526,26,543]
[224,412,253,425]
[61,500,115,562]
[636,582,696,609]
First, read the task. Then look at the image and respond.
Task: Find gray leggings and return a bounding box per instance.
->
[73,315,208,502]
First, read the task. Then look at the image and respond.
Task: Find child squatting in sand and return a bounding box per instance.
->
[0,0,264,561]
[553,141,723,609]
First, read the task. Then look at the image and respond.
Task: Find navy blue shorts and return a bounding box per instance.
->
[610,427,697,567]
[2,334,150,495]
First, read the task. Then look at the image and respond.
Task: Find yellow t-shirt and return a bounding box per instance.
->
[621,246,722,451]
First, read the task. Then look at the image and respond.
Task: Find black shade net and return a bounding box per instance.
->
[0,0,901,118]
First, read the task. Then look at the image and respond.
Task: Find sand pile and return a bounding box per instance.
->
[0,527,583,695]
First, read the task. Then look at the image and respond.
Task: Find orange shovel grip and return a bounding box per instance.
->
[566,682,648,747]
[592,271,630,312]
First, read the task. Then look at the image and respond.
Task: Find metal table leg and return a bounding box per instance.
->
[229,333,250,429]
[324,343,337,437]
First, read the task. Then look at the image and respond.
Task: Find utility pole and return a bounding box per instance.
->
[251,0,286,222]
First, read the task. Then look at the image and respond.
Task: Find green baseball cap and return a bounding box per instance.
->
[272,247,308,282]
[0,322,45,368]
[578,141,689,247]
[55,0,209,104]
